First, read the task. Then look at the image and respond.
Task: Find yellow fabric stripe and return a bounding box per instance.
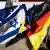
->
[29,16,50,50]
[19,20,26,33]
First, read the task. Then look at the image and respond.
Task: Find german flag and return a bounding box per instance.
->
[27,11,50,50]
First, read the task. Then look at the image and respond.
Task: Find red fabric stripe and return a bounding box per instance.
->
[27,11,50,37]
[36,11,50,27]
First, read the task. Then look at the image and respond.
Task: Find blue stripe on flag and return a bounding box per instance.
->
[0,27,20,42]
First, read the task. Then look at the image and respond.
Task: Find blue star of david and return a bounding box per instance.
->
[10,18,18,28]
